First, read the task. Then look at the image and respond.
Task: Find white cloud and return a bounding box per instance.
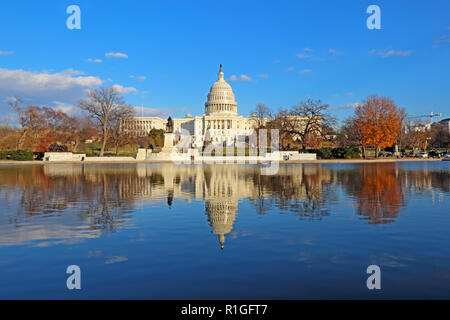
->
[298,69,312,74]
[0,68,134,115]
[434,36,450,43]
[112,84,137,94]
[228,74,252,82]
[345,92,354,97]
[0,50,14,55]
[0,68,102,95]
[296,49,341,62]
[259,74,269,79]
[87,58,102,63]
[331,102,362,111]
[369,49,413,58]
[52,101,77,114]
[105,52,128,59]
[61,68,86,76]
[328,48,342,56]
[284,67,295,72]
[4,96,16,104]
[130,75,147,81]
[296,53,310,59]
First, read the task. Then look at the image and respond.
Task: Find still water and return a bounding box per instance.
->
[0,162,449,299]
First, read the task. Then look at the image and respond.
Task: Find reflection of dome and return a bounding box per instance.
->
[205,201,237,249]
[205,64,238,115]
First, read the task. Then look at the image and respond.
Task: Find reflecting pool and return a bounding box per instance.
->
[0,162,449,299]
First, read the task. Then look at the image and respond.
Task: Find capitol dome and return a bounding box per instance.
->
[205,64,238,115]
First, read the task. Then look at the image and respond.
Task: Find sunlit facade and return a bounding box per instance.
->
[123,65,260,147]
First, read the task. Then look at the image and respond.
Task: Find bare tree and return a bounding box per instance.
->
[337,117,362,148]
[249,103,272,149]
[71,117,98,152]
[109,117,136,156]
[431,123,450,149]
[405,129,430,151]
[78,87,135,156]
[397,107,408,152]
[9,99,46,150]
[271,99,335,150]
[8,96,40,150]
[251,103,272,129]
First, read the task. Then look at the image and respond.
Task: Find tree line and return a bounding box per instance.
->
[252,95,449,158]
[0,86,164,156]
[1,87,448,158]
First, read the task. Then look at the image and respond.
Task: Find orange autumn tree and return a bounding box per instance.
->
[354,95,402,158]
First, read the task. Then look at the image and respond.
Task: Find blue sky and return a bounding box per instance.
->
[0,0,449,124]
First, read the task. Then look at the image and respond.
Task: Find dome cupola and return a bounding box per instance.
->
[205,64,238,115]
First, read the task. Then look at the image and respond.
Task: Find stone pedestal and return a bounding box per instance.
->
[161,133,174,153]
[136,148,146,160]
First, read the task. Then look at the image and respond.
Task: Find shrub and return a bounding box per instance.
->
[344,146,361,159]
[0,150,34,161]
[313,148,333,159]
[302,147,360,159]
[11,150,34,161]
[332,147,346,159]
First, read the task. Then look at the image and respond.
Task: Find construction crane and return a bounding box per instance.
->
[408,111,442,124]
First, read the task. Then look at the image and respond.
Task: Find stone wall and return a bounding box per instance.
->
[279,151,317,161]
[44,152,135,162]
[44,152,86,162]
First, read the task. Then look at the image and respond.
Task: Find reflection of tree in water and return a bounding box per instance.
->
[339,164,405,224]
[340,164,450,224]
[402,168,450,194]
[83,171,136,232]
[0,166,137,232]
[1,162,448,243]
[250,166,334,220]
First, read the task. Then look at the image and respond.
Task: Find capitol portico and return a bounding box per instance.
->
[124,65,260,148]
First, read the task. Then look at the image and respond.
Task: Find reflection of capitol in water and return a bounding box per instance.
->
[0,164,332,248]
[1,163,447,248]
[203,166,242,249]
[126,164,330,248]
[206,202,236,249]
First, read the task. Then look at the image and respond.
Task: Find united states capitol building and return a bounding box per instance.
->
[124,65,260,148]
